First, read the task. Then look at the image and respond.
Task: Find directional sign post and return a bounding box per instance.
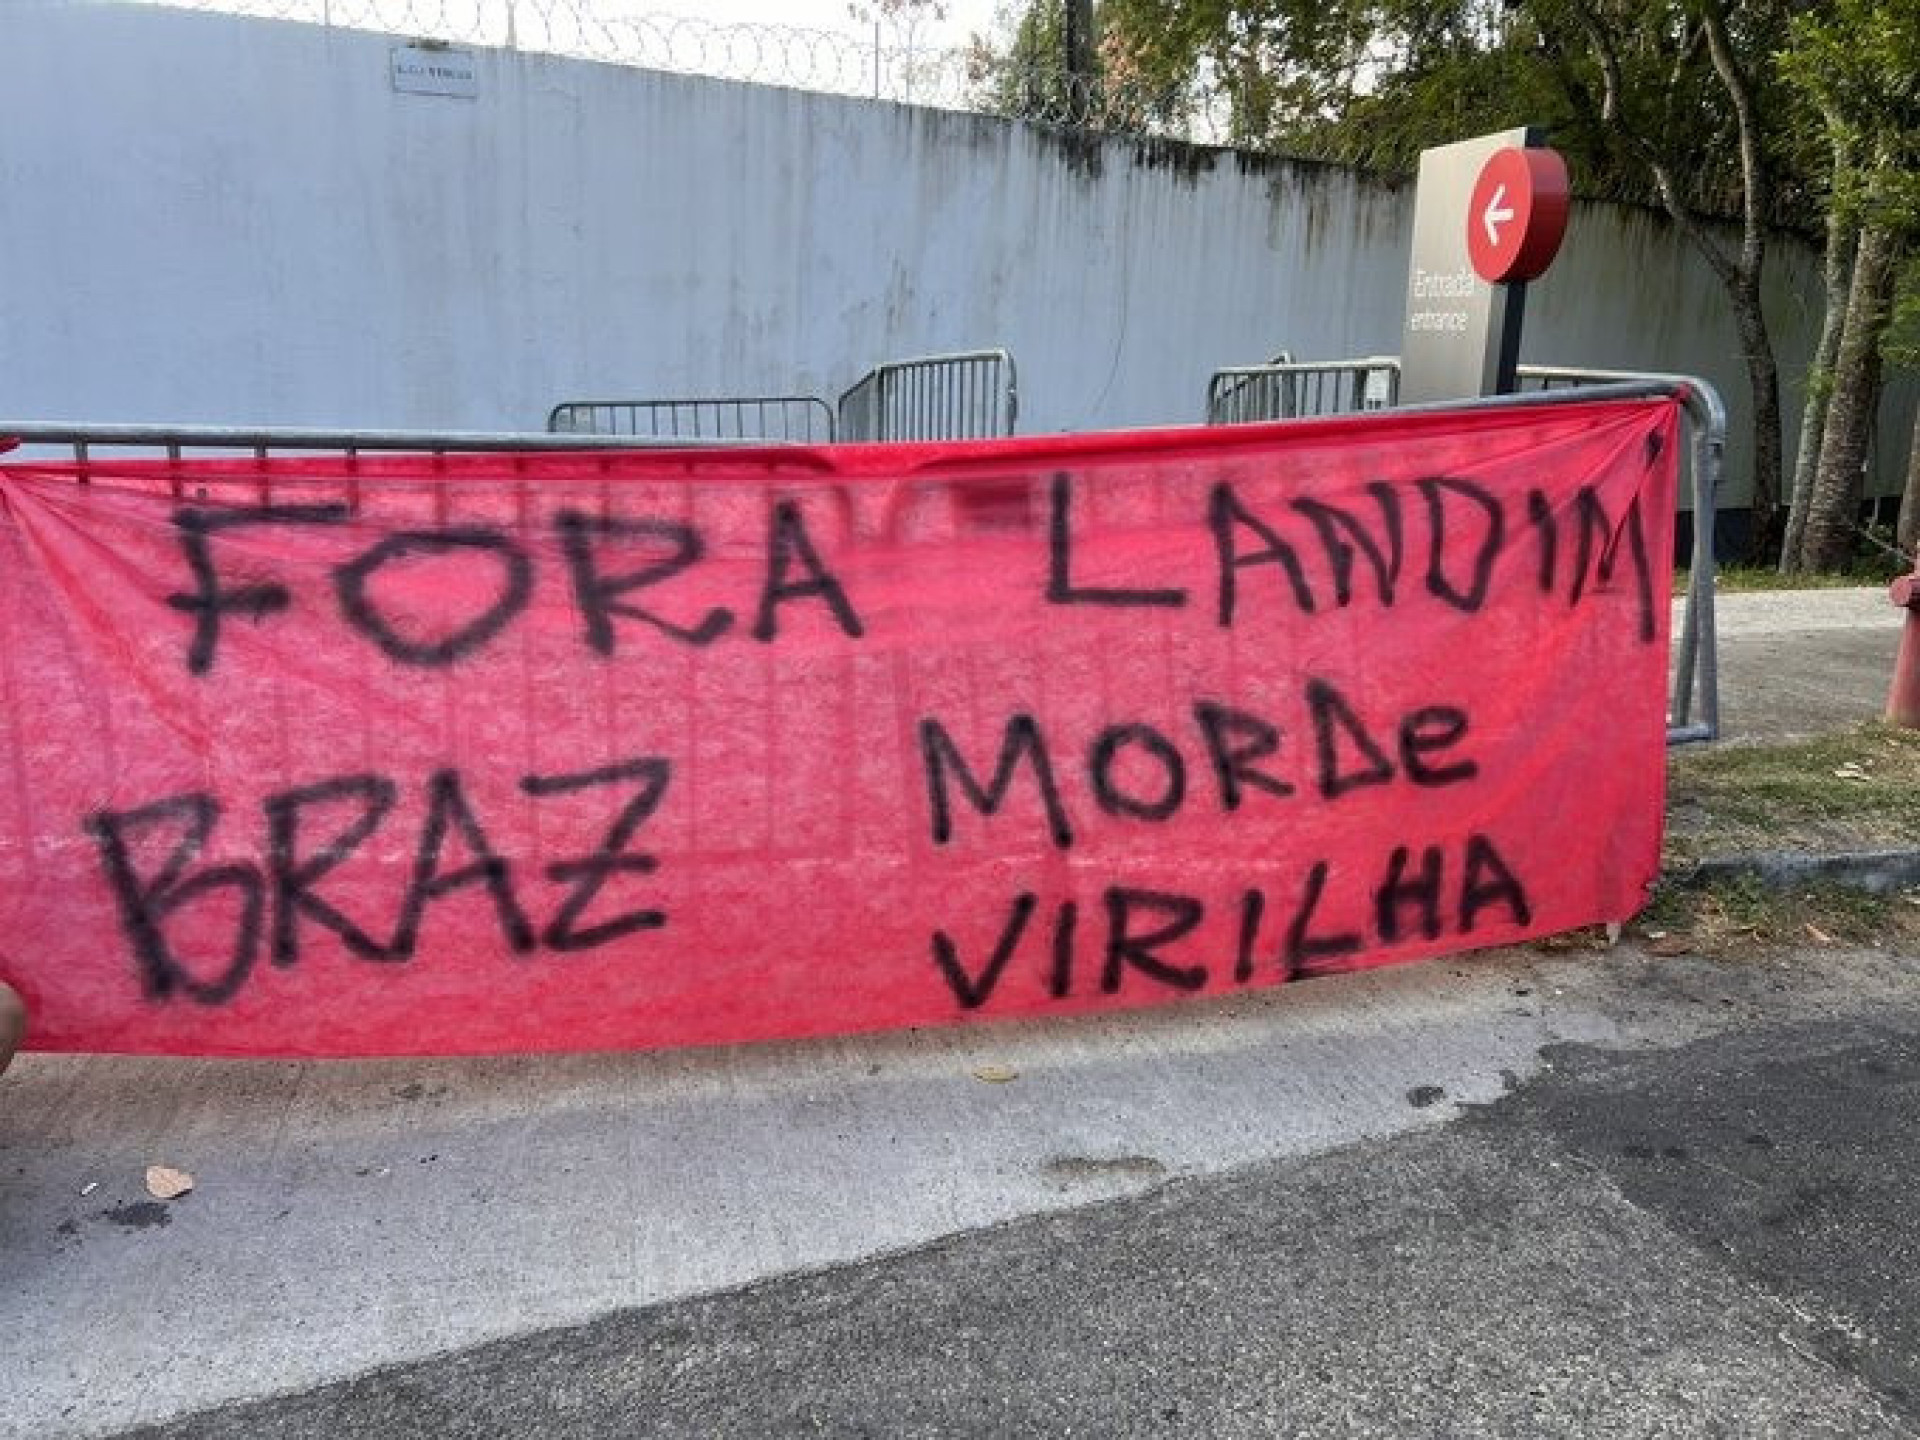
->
[1398,128,1570,404]
[1468,146,1570,284]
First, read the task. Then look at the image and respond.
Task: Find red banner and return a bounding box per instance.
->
[0,400,1677,1056]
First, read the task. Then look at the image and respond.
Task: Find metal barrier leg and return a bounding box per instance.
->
[1673,577,1699,731]
[1684,387,1723,742]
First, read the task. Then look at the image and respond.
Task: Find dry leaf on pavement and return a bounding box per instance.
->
[145,1165,194,1201]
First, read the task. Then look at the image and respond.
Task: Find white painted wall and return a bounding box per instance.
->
[1,1,1911,508]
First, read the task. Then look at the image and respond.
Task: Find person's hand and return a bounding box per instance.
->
[0,981,23,1076]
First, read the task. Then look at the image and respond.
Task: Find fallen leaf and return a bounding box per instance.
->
[145,1165,194,1201]
[972,1065,1018,1084]
[1647,936,1694,956]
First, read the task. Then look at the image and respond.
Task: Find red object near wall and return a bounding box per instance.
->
[0,399,1679,1056]
[1888,569,1920,728]
[1466,146,1571,285]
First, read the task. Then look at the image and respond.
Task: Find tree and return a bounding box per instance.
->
[966,1,1092,125]
[1779,127,1857,570]
[1527,0,1800,560]
[989,0,1800,559]
[1777,0,1919,572]
[965,1,1183,131]
[1891,265,1920,559]
[1094,0,1380,146]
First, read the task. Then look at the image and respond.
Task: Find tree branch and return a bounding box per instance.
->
[1647,157,1741,285]
[1554,0,1738,284]
[1697,0,1767,279]
[1564,0,1626,123]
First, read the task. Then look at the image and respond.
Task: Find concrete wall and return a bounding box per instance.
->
[2,1,1911,509]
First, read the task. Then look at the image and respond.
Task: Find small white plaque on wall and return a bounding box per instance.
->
[391,45,479,99]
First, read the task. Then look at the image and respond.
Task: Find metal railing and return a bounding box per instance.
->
[1204,351,1291,425]
[1202,362,1722,746]
[1205,354,1399,424]
[3,377,1719,744]
[1515,367,1724,747]
[1205,357,1692,425]
[547,395,836,442]
[1517,365,1659,394]
[0,420,756,495]
[837,349,1018,443]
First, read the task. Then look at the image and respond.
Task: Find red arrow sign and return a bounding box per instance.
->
[1466,146,1570,284]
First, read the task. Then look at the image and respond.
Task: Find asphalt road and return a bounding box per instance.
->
[127,961,1920,1438]
[1702,585,1902,741]
[6,942,1915,1439]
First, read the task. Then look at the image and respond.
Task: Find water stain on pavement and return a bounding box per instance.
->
[100,1202,172,1230]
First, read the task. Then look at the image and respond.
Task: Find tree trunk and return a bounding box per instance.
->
[1063,0,1095,94]
[1899,403,1920,562]
[1633,195,1785,567]
[1732,273,1785,561]
[1780,152,1857,572]
[1800,220,1903,572]
[1699,0,1781,563]
[1550,1,1785,565]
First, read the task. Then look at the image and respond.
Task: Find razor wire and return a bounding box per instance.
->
[113,0,1236,141]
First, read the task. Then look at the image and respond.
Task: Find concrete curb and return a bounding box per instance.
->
[1670,849,1920,896]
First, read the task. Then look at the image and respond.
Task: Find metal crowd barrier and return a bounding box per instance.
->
[0,420,756,503]
[1204,350,1292,424]
[0,421,742,467]
[1201,362,1722,746]
[1514,367,1723,747]
[1205,354,1403,423]
[837,349,1018,442]
[1204,357,1688,424]
[4,372,1718,744]
[547,395,836,442]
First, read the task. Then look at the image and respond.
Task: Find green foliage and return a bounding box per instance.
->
[1287,36,1562,173]
[1096,0,1380,144]
[1886,258,1920,371]
[968,0,1916,571]
[1779,0,1920,234]
[1675,556,1904,593]
[968,0,1821,227]
[966,2,1166,129]
[966,1,1071,120]
[1527,0,1818,222]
